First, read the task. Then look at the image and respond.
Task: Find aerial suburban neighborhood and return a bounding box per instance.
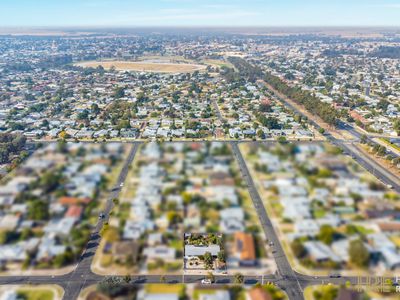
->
[1,2,400,299]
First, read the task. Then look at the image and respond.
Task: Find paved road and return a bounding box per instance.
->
[230,141,305,300]
[62,142,140,299]
[330,138,400,193]
[212,98,226,123]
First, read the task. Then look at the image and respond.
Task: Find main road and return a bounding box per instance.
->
[230,141,305,299]
[260,80,400,193]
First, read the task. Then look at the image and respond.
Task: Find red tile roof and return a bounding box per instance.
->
[65,205,83,218]
[59,197,91,206]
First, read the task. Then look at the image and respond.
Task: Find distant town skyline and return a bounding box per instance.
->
[1,0,400,27]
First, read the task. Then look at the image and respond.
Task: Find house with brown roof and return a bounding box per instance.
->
[233,232,257,266]
[248,287,272,300]
[209,172,235,186]
[112,241,139,265]
[336,288,362,300]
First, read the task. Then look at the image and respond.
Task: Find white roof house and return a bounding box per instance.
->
[220,207,244,221]
[0,214,20,231]
[199,290,231,300]
[304,241,342,263]
[43,217,75,236]
[294,219,320,237]
[220,218,245,233]
[184,244,221,258]
[0,245,26,262]
[123,220,155,240]
[206,186,238,205]
[143,246,176,261]
[37,235,66,260]
[381,248,400,270]
[0,290,18,300]
[281,197,311,220]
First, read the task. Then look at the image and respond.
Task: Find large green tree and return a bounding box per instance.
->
[27,200,49,221]
[349,239,370,268]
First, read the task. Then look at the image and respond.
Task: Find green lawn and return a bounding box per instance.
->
[193,289,217,300]
[145,284,184,294]
[354,225,374,235]
[313,209,326,219]
[168,238,183,250]
[381,138,400,152]
[17,289,54,300]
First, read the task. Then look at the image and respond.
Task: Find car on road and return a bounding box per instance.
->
[269,241,274,246]
[329,273,341,278]
[120,182,124,187]
[201,279,213,284]
[99,212,105,219]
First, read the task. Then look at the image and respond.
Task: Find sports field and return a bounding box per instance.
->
[75,60,206,73]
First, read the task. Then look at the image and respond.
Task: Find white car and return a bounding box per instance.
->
[201,279,212,284]
[120,182,124,187]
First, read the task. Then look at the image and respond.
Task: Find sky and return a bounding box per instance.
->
[1,0,400,27]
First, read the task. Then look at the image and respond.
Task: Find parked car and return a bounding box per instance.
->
[201,279,212,284]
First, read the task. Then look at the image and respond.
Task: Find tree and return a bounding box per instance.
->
[217,250,226,263]
[259,102,272,112]
[40,170,63,193]
[206,272,215,283]
[318,225,335,245]
[181,192,193,205]
[257,115,281,129]
[203,252,213,269]
[91,103,100,115]
[349,239,370,267]
[264,72,339,126]
[291,239,306,258]
[394,119,400,135]
[377,145,387,156]
[313,286,338,300]
[53,247,74,267]
[277,136,287,144]
[0,133,27,164]
[77,109,89,121]
[27,200,49,221]
[234,273,244,284]
[57,139,68,152]
[360,134,367,144]
[113,86,125,99]
[167,211,182,227]
[97,277,127,297]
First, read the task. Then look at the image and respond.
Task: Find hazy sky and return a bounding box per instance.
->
[1,0,400,27]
